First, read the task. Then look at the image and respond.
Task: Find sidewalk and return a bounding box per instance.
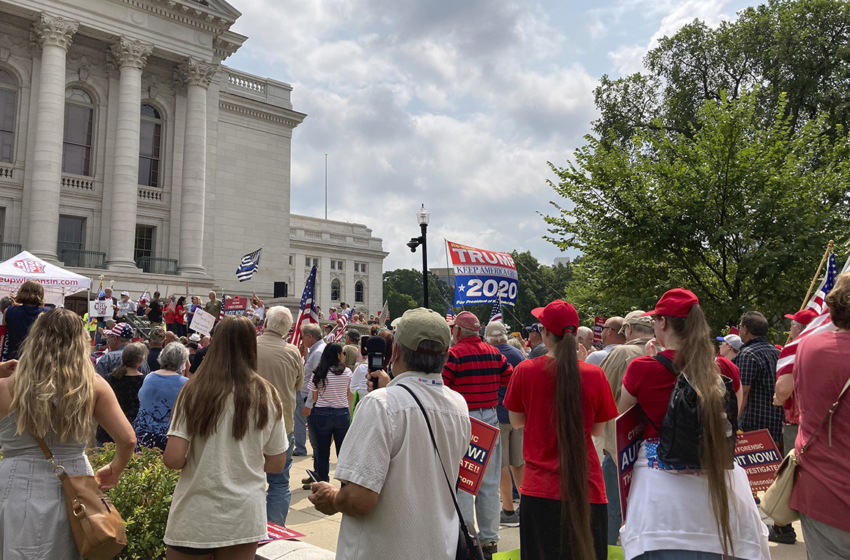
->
[284,446,807,559]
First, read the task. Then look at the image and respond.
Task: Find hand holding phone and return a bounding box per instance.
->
[306,469,320,484]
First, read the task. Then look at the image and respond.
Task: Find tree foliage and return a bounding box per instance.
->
[547,0,850,333]
[546,91,850,331]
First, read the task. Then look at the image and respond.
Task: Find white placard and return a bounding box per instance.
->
[190,308,215,336]
[89,300,112,318]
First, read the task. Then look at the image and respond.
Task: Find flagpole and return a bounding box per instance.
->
[786,239,834,345]
[325,153,328,221]
[798,240,834,312]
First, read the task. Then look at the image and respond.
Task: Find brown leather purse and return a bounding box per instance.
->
[34,435,127,560]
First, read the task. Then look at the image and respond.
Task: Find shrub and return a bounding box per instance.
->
[88,444,178,560]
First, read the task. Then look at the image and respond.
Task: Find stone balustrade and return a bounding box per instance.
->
[61,174,94,191]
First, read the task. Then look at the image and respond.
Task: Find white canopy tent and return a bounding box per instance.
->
[0,251,92,307]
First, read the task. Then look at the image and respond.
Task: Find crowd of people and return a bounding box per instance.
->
[0,273,848,560]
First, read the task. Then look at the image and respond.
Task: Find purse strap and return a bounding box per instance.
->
[800,374,850,455]
[397,384,469,531]
[31,433,69,481]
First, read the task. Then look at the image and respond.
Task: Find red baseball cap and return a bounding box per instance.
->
[448,310,481,330]
[531,300,579,336]
[784,308,818,326]
[642,288,700,318]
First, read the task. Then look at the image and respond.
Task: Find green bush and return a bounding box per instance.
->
[88,444,178,560]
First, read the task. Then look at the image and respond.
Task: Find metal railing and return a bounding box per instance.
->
[59,249,106,269]
[136,256,178,275]
[0,243,21,260]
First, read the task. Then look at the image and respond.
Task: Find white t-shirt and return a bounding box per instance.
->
[164,393,288,548]
[350,363,370,398]
[620,442,770,560]
[334,372,470,560]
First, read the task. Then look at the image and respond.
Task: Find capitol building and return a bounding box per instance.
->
[0,0,387,315]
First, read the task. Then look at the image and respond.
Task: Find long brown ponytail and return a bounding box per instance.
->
[666,305,735,558]
[550,330,595,559]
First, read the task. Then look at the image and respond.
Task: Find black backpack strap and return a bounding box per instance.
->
[398,384,471,536]
[653,354,679,376]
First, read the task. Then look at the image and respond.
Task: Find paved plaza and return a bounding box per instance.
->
[282,444,808,560]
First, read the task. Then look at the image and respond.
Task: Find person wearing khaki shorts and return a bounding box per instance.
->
[485,321,526,529]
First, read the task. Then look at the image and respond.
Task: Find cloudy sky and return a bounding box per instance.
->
[227,0,752,270]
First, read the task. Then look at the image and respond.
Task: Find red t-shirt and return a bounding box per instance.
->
[503,356,618,503]
[624,350,741,438]
[716,356,741,392]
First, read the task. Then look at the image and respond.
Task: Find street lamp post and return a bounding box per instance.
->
[407,204,430,309]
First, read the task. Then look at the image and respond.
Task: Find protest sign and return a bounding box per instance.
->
[189,309,216,336]
[260,522,305,544]
[0,325,6,361]
[223,295,248,317]
[458,417,500,495]
[594,316,607,345]
[734,429,782,492]
[89,299,112,318]
[447,240,518,307]
[616,405,645,521]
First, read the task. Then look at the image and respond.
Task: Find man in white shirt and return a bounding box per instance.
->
[308,308,470,560]
[586,316,625,366]
[115,291,137,320]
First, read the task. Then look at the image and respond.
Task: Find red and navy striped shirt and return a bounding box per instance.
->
[443,336,512,409]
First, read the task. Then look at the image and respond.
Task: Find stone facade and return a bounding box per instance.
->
[0,0,386,313]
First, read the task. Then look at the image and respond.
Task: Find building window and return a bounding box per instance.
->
[0,70,17,164]
[63,88,94,176]
[355,262,367,273]
[331,260,336,270]
[305,257,319,268]
[57,216,85,262]
[134,225,154,261]
[355,281,364,303]
[337,261,343,270]
[305,256,310,267]
[289,255,293,266]
[139,104,162,187]
[331,278,341,301]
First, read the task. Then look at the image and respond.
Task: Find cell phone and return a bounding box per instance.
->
[360,335,369,357]
[305,469,320,484]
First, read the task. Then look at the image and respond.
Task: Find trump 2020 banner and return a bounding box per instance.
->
[448,240,518,307]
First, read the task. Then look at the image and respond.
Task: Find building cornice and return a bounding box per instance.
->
[290,239,389,259]
[108,0,239,35]
[219,96,307,129]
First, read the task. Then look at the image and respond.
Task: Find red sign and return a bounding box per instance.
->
[593,316,607,345]
[260,522,305,544]
[734,430,782,492]
[615,405,645,521]
[458,417,500,496]
[223,295,249,316]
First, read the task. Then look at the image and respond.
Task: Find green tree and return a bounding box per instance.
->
[594,0,850,148]
[545,91,850,332]
[383,268,454,320]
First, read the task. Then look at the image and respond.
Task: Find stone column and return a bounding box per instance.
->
[26,13,78,261]
[107,37,153,270]
[177,57,217,275]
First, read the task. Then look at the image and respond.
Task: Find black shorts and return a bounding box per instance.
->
[519,495,608,560]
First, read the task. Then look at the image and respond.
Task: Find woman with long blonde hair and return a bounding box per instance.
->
[0,307,136,559]
[162,316,287,560]
[618,289,769,559]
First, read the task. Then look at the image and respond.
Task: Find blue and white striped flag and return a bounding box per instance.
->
[236,248,262,282]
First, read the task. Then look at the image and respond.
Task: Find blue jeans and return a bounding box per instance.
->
[602,453,622,545]
[267,432,295,526]
[458,407,501,546]
[309,407,350,482]
[294,392,308,455]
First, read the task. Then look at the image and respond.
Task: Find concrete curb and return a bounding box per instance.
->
[256,540,336,560]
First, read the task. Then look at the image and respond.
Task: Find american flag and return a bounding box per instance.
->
[489,298,503,324]
[236,248,263,282]
[291,266,319,350]
[776,253,847,377]
[219,293,226,321]
[332,308,354,343]
[446,305,455,323]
